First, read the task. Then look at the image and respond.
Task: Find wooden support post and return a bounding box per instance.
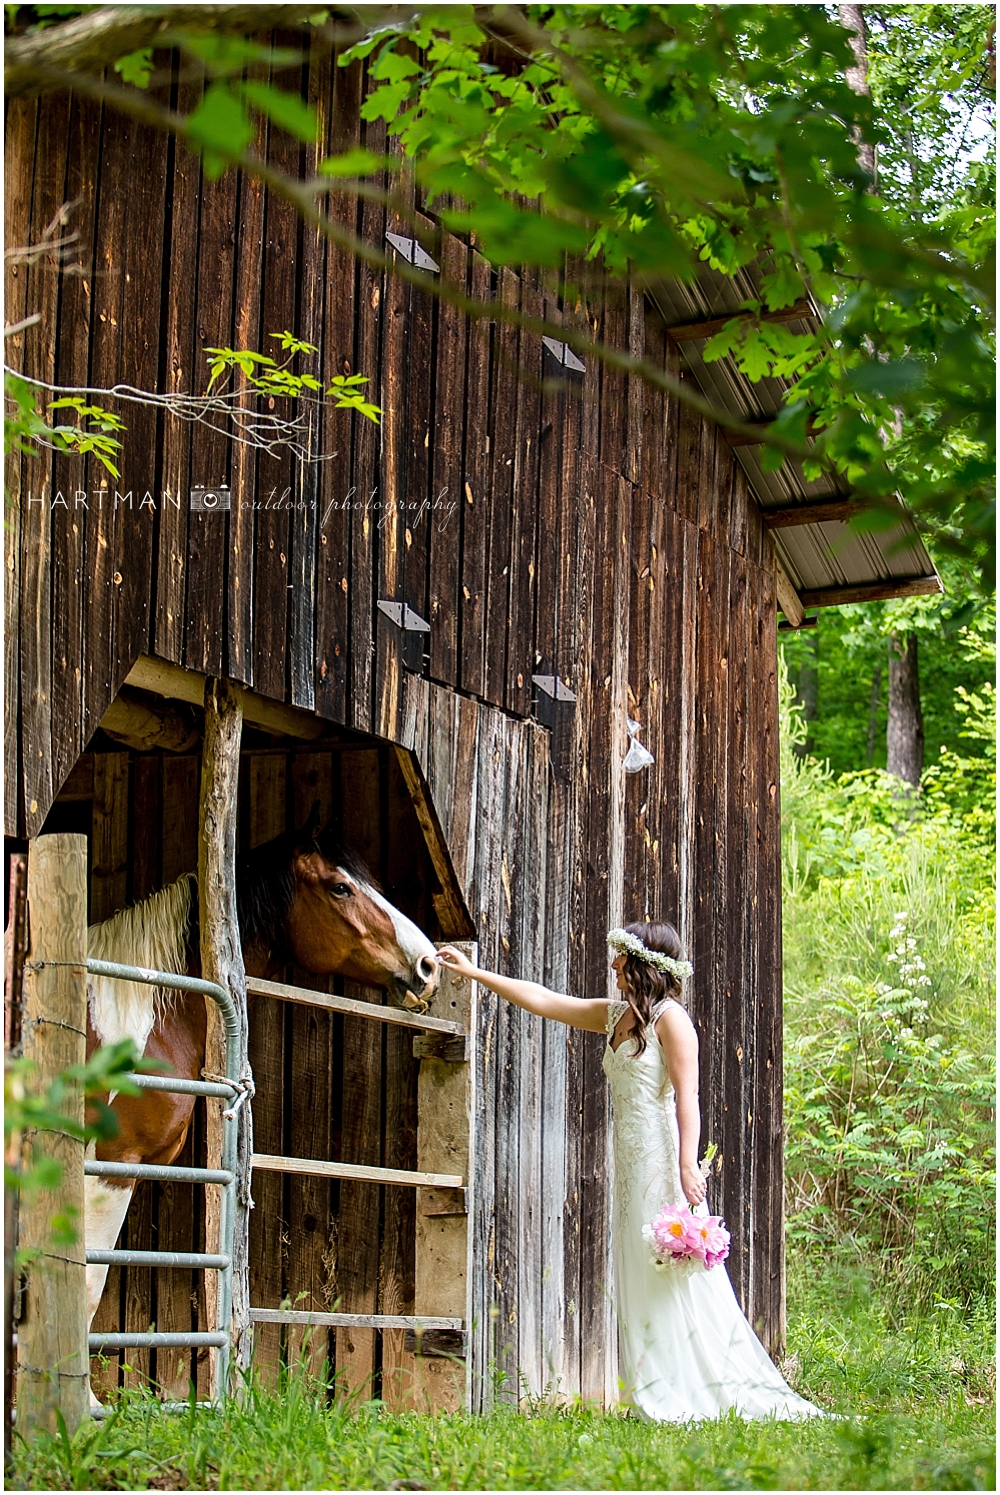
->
[198,678,250,1394]
[410,944,475,1412]
[17,834,89,1437]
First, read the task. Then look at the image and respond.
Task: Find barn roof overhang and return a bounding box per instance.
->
[646,266,943,627]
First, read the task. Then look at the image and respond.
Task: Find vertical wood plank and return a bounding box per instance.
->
[245,752,288,1384]
[458,255,493,698]
[491,718,521,1395]
[468,705,505,1407]
[157,67,202,668]
[515,725,549,1392]
[184,118,238,679]
[334,749,382,1396]
[482,270,519,708]
[427,232,467,686]
[315,55,362,724]
[398,212,436,688]
[505,273,543,717]
[753,561,784,1353]
[50,95,100,805]
[289,37,331,714]
[225,115,268,687]
[250,92,298,705]
[347,114,388,735]
[17,93,64,838]
[374,187,411,742]
[111,97,169,691]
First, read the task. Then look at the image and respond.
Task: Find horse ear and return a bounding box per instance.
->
[299,801,322,849]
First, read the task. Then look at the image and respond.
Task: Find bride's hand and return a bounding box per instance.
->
[435,945,477,980]
[681,1163,707,1208]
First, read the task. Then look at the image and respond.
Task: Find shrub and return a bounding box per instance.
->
[779,657,996,1305]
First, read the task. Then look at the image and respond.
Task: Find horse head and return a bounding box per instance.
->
[236,809,440,1012]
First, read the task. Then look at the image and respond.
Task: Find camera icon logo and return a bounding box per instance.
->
[190,484,231,512]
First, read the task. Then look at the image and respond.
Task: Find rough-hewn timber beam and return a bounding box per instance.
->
[763,499,875,529]
[198,677,250,1388]
[126,655,327,739]
[799,576,942,608]
[99,686,201,752]
[774,559,805,628]
[666,298,813,343]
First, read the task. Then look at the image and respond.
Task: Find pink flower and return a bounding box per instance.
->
[692,1216,730,1269]
[645,1202,731,1272]
[649,1204,693,1257]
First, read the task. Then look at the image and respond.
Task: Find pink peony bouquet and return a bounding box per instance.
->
[642,1202,731,1275]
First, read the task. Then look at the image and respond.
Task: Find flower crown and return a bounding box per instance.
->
[607,928,694,980]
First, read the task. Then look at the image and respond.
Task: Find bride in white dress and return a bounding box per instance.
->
[436,921,826,1422]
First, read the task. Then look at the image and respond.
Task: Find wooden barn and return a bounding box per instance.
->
[4,32,939,1414]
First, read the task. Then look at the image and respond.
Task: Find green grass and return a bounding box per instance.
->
[9,1259,994,1491]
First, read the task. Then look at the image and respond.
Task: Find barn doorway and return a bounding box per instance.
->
[39,665,474,1404]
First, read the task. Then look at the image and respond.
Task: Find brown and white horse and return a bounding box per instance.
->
[84,812,440,1340]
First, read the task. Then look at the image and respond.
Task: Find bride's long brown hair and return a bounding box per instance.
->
[617,920,687,1058]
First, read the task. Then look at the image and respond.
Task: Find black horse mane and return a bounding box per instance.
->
[235,818,378,964]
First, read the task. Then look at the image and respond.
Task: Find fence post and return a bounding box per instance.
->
[17,834,89,1437]
[410,944,475,1413]
[199,678,250,1395]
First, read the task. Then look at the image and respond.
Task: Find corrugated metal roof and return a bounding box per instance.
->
[647,265,942,621]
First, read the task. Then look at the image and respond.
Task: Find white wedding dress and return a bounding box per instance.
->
[602,998,826,1422]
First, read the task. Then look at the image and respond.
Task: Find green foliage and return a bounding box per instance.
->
[203,336,381,422]
[3,333,381,476]
[113,48,153,88]
[779,658,995,1306]
[781,583,995,773]
[6,4,994,576]
[5,1038,144,1250]
[8,1272,995,1490]
[337,4,994,582]
[864,5,995,222]
[4,373,126,478]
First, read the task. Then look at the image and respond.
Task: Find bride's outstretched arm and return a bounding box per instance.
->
[435,946,610,1032]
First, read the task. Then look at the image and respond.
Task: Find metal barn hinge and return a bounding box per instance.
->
[377,600,431,633]
[385,232,440,272]
[531,675,577,702]
[541,337,586,373]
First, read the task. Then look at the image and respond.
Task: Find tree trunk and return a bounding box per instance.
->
[865,663,882,766]
[838,4,878,183]
[886,633,923,786]
[792,632,818,758]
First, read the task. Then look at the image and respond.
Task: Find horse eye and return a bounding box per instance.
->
[331,882,353,898]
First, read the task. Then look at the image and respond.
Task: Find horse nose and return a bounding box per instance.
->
[415,954,438,991]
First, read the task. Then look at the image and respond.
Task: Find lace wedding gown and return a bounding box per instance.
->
[602,998,825,1422]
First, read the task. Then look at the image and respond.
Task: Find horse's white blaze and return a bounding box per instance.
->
[87,873,194,1054]
[339,870,438,977]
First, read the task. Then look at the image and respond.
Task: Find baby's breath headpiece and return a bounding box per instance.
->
[607,928,694,980]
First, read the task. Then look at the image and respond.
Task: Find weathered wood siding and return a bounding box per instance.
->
[8,44,785,1404]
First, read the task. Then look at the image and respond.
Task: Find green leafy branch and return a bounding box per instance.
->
[5,330,381,478]
[4,372,125,478]
[204,332,381,422]
[5,1038,148,1255]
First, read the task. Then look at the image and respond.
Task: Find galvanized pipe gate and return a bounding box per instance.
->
[83,957,245,1403]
